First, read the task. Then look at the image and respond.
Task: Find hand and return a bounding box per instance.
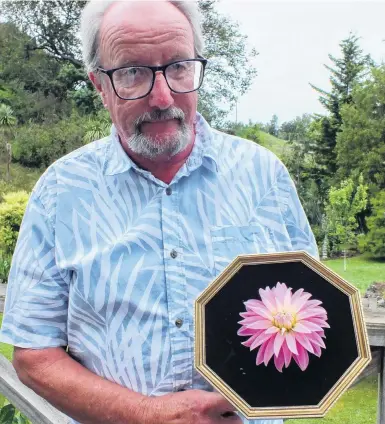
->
[146,389,243,424]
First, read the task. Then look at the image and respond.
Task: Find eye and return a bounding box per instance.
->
[169,62,188,72]
[114,67,150,87]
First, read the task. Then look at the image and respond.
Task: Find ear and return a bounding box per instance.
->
[89,71,108,108]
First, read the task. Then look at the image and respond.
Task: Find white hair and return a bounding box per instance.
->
[80,0,204,72]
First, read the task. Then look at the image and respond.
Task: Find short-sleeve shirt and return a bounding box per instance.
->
[0,113,318,424]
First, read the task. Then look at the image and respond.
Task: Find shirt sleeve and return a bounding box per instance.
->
[276,162,319,260]
[0,190,69,348]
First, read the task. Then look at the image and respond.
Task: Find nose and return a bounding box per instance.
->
[148,72,174,110]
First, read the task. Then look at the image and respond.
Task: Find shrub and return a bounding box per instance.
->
[0,191,29,255]
[0,403,30,423]
[12,113,87,168]
[0,251,12,284]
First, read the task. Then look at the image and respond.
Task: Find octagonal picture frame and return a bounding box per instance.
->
[194,251,371,420]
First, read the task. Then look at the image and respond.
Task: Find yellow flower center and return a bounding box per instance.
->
[273,311,296,332]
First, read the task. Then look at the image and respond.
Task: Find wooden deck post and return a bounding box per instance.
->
[378,347,385,424]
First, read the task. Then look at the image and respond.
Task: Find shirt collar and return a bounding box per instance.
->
[104,112,219,176]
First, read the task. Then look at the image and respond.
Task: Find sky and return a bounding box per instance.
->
[215,0,385,125]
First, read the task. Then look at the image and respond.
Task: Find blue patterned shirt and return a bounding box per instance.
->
[1,113,317,424]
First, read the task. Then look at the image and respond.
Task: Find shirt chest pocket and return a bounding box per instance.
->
[210,224,277,274]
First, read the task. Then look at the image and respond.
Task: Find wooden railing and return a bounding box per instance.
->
[0,354,69,423]
[363,298,385,424]
[0,301,384,424]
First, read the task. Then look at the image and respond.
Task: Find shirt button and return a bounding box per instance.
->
[166,187,172,195]
[175,318,183,328]
[170,249,178,259]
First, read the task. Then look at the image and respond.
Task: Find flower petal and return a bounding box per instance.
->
[282,341,292,368]
[265,326,280,334]
[293,344,309,371]
[256,340,268,365]
[241,332,261,347]
[274,349,285,372]
[263,336,276,366]
[298,320,323,332]
[250,331,273,351]
[292,293,312,312]
[238,316,268,325]
[291,288,304,305]
[294,332,314,354]
[247,305,274,320]
[283,288,293,310]
[307,331,326,349]
[237,327,260,337]
[297,307,328,321]
[247,320,273,330]
[274,332,285,357]
[239,311,256,318]
[310,318,330,328]
[293,322,311,333]
[285,332,298,355]
[245,299,265,309]
[311,342,322,357]
[305,299,323,308]
[259,288,276,312]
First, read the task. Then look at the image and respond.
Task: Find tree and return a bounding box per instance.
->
[1,0,86,68]
[0,23,79,123]
[279,114,313,142]
[336,66,385,191]
[360,191,385,258]
[198,0,257,125]
[310,33,372,180]
[325,175,368,269]
[267,114,279,137]
[2,0,257,126]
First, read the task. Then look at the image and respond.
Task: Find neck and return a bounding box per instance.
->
[123,142,195,184]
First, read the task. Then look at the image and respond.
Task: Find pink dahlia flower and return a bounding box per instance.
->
[238,282,329,372]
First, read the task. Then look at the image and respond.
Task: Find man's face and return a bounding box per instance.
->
[91,0,198,160]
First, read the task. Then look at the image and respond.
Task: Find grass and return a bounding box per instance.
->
[0,312,14,408]
[287,376,378,424]
[0,162,43,196]
[259,131,289,158]
[323,254,385,294]
[0,313,13,362]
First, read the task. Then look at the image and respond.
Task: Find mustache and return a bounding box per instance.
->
[134,108,185,130]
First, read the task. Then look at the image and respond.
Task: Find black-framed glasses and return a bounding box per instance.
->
[97,58,207,100]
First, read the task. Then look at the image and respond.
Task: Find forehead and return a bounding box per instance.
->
[99,1,195,66]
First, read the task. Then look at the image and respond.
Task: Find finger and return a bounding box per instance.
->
[220,411,243,423]
[221,412,237,418]
[208,392,237,411]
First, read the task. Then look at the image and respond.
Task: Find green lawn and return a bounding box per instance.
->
[323,254,385,294]
[287,376,378,424]
[0,312,13,407]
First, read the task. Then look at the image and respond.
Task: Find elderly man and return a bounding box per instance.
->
[0,1,317,423]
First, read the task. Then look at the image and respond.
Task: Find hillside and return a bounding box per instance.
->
[0,131,289,193]
[258,131,289,158]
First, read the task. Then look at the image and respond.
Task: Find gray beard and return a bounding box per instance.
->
[126,123,192,160]
[125,108,192,160]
